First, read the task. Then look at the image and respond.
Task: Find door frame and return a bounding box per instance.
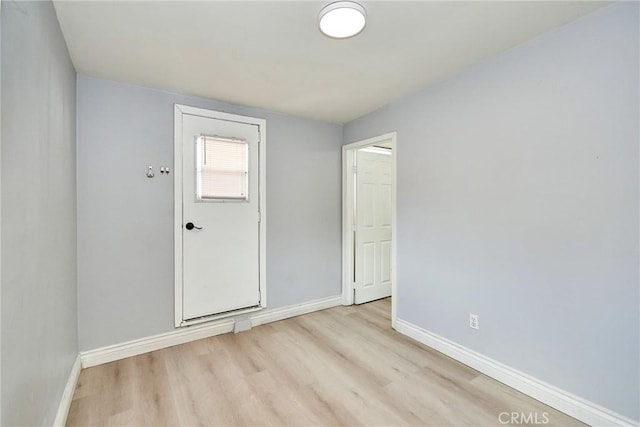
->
[174,104,267,328]
[342,132,397,328]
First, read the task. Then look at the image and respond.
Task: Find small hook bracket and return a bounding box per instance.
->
[146,166,155,178]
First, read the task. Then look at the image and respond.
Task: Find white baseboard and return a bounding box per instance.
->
[81,318,235,368]
[53,355,81,427]
[395,319,638,427]
[250,295,342,327]
[80,295,342,368]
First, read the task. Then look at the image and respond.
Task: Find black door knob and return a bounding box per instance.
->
[185,222,202,230]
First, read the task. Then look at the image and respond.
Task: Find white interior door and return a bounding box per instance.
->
[180,111,261,320]
[354,148,393,304]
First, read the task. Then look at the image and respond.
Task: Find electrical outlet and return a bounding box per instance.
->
[470,313,479,330]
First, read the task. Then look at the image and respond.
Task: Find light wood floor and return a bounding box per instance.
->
[67,299,584,426]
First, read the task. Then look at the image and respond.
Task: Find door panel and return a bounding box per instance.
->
[354,149,393,304]
[181,113,260,319]
[380,184,392,226]
[381,240,392,283]
[363,242,375,286]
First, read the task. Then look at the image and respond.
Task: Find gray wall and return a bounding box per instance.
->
[344,2,639,421]
[77,76,342,351]
[0,3,3,422]
[1,1,78,426]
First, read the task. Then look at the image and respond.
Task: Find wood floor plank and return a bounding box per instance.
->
[67,299,585,427]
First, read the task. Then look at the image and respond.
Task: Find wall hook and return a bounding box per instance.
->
[146,166,155,178]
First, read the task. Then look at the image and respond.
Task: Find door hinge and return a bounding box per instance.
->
[352,165,357,173]
[258,211,261,223]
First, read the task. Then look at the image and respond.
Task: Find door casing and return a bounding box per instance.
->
[174,104,267,328]
[342,132,397,328]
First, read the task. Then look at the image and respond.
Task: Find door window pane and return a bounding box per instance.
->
[196,136,248,201]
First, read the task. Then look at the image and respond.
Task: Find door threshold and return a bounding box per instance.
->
[179,305,263,328]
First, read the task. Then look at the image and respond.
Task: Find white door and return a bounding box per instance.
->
[354,148,393,304]
[179,110,262,321]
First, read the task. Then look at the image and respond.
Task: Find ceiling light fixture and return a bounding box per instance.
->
[319,1,367,39]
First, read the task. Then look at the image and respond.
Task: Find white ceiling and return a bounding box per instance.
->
[53,1,609,123]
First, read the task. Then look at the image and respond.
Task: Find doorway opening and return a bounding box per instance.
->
[342,132,397,328]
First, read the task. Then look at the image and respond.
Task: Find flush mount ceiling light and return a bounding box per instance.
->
[319,1,367,39]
